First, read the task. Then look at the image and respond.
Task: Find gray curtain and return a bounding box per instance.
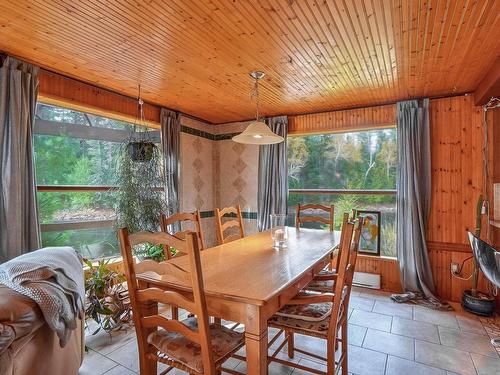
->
[160,108,181,231]
[0,56,41,262]
[396,99,447,308]
[257,116,288,231]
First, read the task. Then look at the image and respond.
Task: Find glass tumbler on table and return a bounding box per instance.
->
[270,214,288,249]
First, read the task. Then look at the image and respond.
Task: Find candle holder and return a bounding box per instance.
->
[270,214,288,249]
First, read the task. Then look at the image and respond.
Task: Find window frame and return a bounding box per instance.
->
[286,127,398,258]
[34,101,160,236]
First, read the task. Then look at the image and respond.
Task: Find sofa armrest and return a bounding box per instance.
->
[0,286,44,355]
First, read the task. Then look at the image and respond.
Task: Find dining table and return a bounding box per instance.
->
[135,227,340,375]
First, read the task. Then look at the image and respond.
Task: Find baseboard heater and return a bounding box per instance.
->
[353,271,381,289]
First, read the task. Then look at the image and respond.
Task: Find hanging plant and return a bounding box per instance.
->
[114,140,166,233]
[114,86,168,234]
[128,140,155,162]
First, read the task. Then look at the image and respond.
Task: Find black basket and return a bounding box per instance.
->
[127,141,156,162]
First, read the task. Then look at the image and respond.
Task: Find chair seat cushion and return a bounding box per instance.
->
[318,268,336,276]
[269,303,332,337]
[306,279,335,292]
[306,268,337,292]
[274,301,332,322]
[147,317,244,373]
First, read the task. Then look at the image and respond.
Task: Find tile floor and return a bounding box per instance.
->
[80,287,500,375]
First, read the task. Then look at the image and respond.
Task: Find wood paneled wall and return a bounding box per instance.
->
[356,256,401,293]
[288,104,396,134]
[427,95,497,304]
[38,70,161,127]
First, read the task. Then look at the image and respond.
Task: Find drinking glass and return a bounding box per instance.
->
[270,214,288,249]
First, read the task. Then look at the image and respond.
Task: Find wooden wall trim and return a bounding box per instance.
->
[288,103,396,135]
[38,69,161,128]
[427,241,471,253]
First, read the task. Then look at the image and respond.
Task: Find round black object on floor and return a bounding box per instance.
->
[462,290,495,316]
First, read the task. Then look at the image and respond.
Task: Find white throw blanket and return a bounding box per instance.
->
[0,247,84,346]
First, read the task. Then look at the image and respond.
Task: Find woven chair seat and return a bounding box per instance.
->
[147,317,244,374]
[269,301,333,338]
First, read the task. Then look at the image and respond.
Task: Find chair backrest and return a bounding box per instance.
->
[160,211,206,256]
[332,212,350,272]
[328,218,363,340]
[295,203,334,231]
[118,228,215,373]
[215,205,245,245]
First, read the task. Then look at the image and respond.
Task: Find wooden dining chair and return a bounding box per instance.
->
[295,203,334,231]
[306,211,358,293]
[267,216,362,375]
[118,228,245,375]
[160,210,206,256]
[215,205,245,245]
[296,203,336,271]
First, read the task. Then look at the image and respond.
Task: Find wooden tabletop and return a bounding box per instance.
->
[136,228,339,306]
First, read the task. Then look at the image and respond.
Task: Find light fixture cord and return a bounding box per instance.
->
[251,76,260,121]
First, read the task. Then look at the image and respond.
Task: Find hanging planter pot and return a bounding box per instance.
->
[127,140,156,162]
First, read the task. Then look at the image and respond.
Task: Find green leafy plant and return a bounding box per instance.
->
[114,141,166,233]
[133,243,166,262]
[84,259,132,334]
[132,243,179,262]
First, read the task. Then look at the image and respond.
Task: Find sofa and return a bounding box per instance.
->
[0,285,84,375]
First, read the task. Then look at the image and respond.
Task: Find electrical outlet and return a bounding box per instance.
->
[451,263,459,274]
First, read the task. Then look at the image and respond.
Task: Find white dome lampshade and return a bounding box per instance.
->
[232,120,284,144]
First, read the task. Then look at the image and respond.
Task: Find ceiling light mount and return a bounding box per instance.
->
[249,70,265,80]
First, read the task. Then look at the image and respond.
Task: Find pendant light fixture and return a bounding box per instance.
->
[232,71,284,145]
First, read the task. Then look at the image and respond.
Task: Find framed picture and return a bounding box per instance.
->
[356,210,381,256]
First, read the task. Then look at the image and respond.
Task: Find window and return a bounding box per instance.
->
[34,103,159,259]
[287,128,397,257]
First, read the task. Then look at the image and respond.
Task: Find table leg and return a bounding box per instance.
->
[245,307,268,375]
[137,281,158,375]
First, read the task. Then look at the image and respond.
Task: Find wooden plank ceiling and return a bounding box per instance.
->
[0,0,499,123]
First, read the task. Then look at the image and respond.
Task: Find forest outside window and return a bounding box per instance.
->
[34,102,159,259]
[287,128,397,257]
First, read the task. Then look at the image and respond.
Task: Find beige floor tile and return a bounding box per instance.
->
[292,334,327,357]
[456,315,488,336]
[349,309,393,332]
[79,349,118,375]
[349,296,375,312]
[438,326,498,358]
[107,340,171,374]
[372,300,413,319]
[291,357,327,374]
[347,345,387,375]
[347,323,367,347]
[102,365,137,375]
[363,329,415,360]
[392,316,440,343]
[415,340,476,375]
[470,353,500,375]
[85,328,136,355]
[236,353,294,374]
[385,355,446,375]
[413,306,459,330]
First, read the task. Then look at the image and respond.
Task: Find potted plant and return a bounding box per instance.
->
[114,139,166,234]
[127,140,156,162]
[114,92,168,261]
[84,259,131,334]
